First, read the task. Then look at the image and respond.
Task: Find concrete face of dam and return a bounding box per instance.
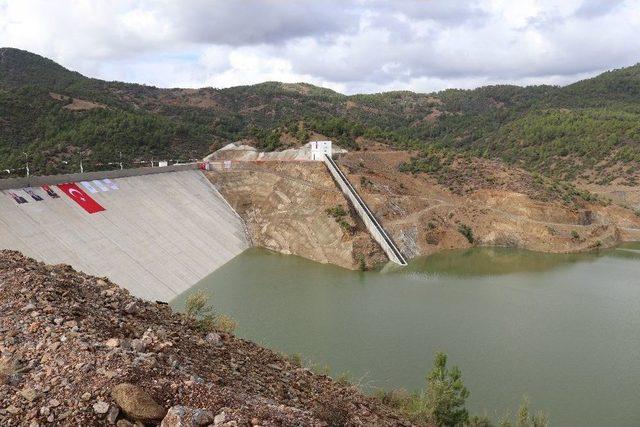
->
[0,170,250,301]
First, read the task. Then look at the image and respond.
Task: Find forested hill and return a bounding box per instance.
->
[1,47,639,184]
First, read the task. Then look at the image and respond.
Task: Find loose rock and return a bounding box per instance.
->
[93,401,110,414]
[19,387,37,402]
[105,338,120,348]
[205,332,222,347]
[111,383,166,422]
[160,405,216,427]
[107,404,120,424]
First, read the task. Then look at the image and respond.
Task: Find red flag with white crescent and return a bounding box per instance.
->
[57,183,105,214]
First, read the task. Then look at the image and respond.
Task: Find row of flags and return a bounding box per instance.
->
[80,178,119,194]
[8,184,60,204]
[5,178,119,214]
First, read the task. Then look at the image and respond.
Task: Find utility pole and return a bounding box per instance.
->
[23,152,29,178]
[119,151,123,170]
[80,158,84,174]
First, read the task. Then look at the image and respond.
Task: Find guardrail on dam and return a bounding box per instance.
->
[0,168,250,301]
[0,163,199,190]
[323,155,407,266]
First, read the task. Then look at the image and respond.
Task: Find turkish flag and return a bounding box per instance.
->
[57,183,106,214]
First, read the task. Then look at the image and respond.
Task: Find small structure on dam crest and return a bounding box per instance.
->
[310,140,332,161]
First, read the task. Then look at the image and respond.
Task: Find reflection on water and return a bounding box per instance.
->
[172,244,640,427]
[401,247,595,276]
[401,243,640,277]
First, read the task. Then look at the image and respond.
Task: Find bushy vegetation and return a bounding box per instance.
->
[477,109,640,181]
[184,290,236,333]
[458,224,474,244]
[326,204,347,219]
[2,47,639,187]
[0,86,211,175]
[376,352,548,427]
[497,398,549,427]
[326,204,354,232]
[358,255,366,271]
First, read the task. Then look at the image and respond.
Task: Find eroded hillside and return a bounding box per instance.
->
[205,162,386,269]
[336,151,640,258]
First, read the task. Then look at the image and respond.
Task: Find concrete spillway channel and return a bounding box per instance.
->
[0,167,250,301]
[323,154,407,266]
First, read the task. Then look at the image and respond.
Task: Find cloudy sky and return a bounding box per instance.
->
[1,0,639,94]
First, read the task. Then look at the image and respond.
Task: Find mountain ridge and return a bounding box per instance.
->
[0,47,639,186]
[4,47,638,97]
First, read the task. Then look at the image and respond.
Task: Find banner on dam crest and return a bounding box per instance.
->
[57,183,106,214]
[91,179,109,192]
[4,188,47,204]
[42,185,60,198]
[103,179,118,190]
[6,190,28,204]
[80,181,98,194]
[24,188,43,201]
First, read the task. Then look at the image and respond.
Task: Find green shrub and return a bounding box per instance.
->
[374,352,550,426]
[327,205,355,233]
[184,290,236,333]
[214,314,237,333]
[326,205,347,218]
[337,219,354,233]
[498,397,548,427]
[424,352,470,426]
[377,352,469,426]
[458,224,474,243]
[285,353,303,367]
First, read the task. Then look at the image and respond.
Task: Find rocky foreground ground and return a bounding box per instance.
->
[0,251,408,426]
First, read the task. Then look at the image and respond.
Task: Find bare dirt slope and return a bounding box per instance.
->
[0,250,408,426]
[205,162,386,269]
[337,151,640,258]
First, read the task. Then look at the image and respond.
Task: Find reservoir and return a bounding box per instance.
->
[172,244,640,426]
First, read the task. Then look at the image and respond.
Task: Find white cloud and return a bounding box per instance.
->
[0,0,639,94]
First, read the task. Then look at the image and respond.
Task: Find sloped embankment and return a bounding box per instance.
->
[0,251,408,426]
[206,162,386,269]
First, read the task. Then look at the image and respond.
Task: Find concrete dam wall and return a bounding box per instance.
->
[0,170,250,301]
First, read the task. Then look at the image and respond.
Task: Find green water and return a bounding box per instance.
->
[172,244,640,426]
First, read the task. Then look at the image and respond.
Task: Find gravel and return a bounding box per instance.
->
[0,250,409,426]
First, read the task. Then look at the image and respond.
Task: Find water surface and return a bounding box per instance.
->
[172,244,640,426]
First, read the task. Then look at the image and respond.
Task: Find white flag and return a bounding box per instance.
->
[92,180,109,192]
[80,181,98,194]
[102,179,119,190]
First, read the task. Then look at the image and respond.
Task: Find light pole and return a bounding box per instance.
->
[23,152,29,178]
